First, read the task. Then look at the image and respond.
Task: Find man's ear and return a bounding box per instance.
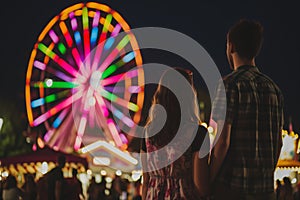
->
[228,42,235,53]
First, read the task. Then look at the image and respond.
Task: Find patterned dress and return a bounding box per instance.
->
[142,125,207,200]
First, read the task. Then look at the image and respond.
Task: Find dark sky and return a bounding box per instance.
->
[0,0,299,131]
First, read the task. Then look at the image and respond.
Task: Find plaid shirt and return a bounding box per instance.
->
[212,65,284,194]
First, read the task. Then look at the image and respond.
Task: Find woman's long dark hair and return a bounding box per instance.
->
[145,67,200,148]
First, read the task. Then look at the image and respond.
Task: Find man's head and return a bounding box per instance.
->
[57,155,66,168]
[227,19,264,69]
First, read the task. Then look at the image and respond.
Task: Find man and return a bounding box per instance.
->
[210,19,284,199]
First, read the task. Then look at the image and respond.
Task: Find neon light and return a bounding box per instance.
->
[93,11,100,27]
[46,67,73,82]
[58,43,66,54]
[99,35,130,72]
[117,35,130,51]
[72,48,83,68]
[74,31,81,45]
[109,103,135,127]
[34,60,46,70]
[104,86,124,93]
[82,6,90,64]
[91,14,112,70]
[53,108,69,128]
[79,140,138,165]
[111,24,121,37]
[32,90,82,126]
[38,16,59,42]
[91,27,99,47]
[38,43,78,77]
[100,89,139,112]
[31,98,44,108]
[122,51,135,63]
[78,116,87,136]
[82,7,89,29]
[104,37,115,50]
[101,69,138,86]
[94,93,109,117]
[101,64,117,79]
[38,43,55,59]
[120,133,128,144]
[49,30,59,43]
[107,119,123,147]
[128,86,141,93]
[33,81,78,88]
[59,21,73,47]
[71,18,78,31]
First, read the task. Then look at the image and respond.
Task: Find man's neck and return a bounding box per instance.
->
[233,56,255,70]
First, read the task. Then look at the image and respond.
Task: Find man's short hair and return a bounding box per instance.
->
[228,19,264,60]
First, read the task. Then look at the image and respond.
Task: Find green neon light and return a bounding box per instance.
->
[58,43,67,55]
[82,7,89,29]
[117,35,130,51]
[38,43,55,59]
[33,81,78,88]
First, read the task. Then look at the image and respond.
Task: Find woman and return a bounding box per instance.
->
[141,67,210,200]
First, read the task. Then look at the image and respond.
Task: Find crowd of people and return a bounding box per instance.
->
[0,156,142,200]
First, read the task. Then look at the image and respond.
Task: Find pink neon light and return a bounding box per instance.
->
[46,66,73,82]
[53,55,78,77]
[33,90,83,126]
[101,73,124,86]
[71,18,78,31]
[72,48,83,69]
[69,12,75,19]
[94,92,109,117]
[74,136,82,151]
[49,30,59,43]
[91,43,105,71]
[128,86,141,93]
[107,119,123,147]
[120,133,128,144]
[108,103,135,127]
[99,48,119,72]
[44,129,54,142]
[34,60,46,70]
[111,24,121,37]
[92,11,100,27]
[101,70,138,86]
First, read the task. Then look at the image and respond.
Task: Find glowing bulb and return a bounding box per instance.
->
[207,126,214,134]
[45,79,53,87]
[116,170,122,176]
[100,170,107,176]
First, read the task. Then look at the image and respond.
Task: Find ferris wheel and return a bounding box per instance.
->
[25,2,144,153]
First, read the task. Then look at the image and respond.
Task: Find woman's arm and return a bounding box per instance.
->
[141,150,149,200]
[193,151,210,197]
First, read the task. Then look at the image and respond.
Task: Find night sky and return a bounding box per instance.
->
[0,0,299,132]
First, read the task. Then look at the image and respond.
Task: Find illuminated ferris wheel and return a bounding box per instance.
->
[25,2,144,153]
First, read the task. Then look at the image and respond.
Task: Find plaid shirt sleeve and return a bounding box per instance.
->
[212,78,238,124]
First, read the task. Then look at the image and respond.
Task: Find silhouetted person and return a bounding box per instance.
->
[46,155,66,200]
[2,175,23,200]
[276,179,282,200]
[279,177,293,200]
[210,19,284,200]
[87,176,105,200]
[62,168,83,200]
[22,174,37,200]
